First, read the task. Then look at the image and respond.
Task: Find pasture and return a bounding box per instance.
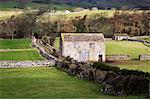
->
[106,41,150,59]
[0,1,73,11]
[0,50,43,60]
[108,61,150,73]
[39,10,144,22]
[0,39,31,49]
[0,11,22,20]
[0,39,43,60]
[0,67,144,99]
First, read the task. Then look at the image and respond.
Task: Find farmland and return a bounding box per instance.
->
[0,67,145,99]
[0,39,43,60]
[106,41,150,59]
[108,61,150,73]
[0,50,43,60]
[0,1,73,11]
[0,39,31,49]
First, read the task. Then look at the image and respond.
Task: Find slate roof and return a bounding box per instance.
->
[61,33,105,42]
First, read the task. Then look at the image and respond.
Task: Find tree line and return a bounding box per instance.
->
[0,10,149,39]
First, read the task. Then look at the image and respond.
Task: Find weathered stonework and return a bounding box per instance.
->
[61,33,105,62]
[0,60,55,68]
[139,54,150,60]
[106,55,130,62]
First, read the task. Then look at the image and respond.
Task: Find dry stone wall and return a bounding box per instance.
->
[0,60,55,68]
[139,54,150,60]
[106,55,130,62]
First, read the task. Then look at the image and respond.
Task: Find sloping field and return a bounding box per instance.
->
[39,10,144,22]
[0,67,144,99]
[0,11,22,20]
[108,61,150,73]
[106,41,150,59]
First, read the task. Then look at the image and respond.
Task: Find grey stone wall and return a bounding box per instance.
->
[106,55,130,62]
[139,54,150,60]
[0,60,55,68]
[32,38,60,62]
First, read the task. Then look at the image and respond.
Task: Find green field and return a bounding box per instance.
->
[0,39,43,60]
[106,41,150,59]
[108,61,150,73]
[0,1,73,11]
[0,39,31,49]
[0,67,144,99]
[0,50,43,60]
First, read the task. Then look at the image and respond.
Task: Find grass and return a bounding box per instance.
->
[0,10,23,20]
[106,41,150,59]
[0,39,44,60]
[54,37,60,49]
[0,50,44,60]
[0,1,74,11]
[0,39,31,49]
[0,67,145,99]
[107,61,150,73]
[39,10,144,23]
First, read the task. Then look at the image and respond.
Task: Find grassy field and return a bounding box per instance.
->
[0,1,73,11]
[0,10,22,20]
[39,10,145,22]
[106,41,150,59]
[0,39,43,60]
[0,39,31,49]
[0,50,43,60]
[108,61,150,73]
[0,67,144,99]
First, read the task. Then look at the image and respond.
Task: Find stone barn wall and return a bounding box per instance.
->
[106,55,130,62]
[0,60,55,68]
[139,54,150,60]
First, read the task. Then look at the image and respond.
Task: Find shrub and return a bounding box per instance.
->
[102,75,149,96]
[92,62,120,73]
[92,62,150,77]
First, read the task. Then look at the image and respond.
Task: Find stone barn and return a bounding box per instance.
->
[113,33,129,41]
[60,33,105,62]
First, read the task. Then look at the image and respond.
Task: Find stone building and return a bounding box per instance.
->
[60,33,105,62]
[113,33,129,41]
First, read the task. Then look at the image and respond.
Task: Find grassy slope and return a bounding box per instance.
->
[0,67,144,99]
[0,10,22,20]
[0,39,31,49]
[108,61,150,73]
[0,50,43,60]
[106,41,150,59]
[0,1,73,11]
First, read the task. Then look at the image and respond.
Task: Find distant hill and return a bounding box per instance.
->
[32,0,150,9]
[0,0,150,10]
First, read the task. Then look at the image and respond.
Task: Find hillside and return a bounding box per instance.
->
[0,0,73,10]
[0,0,149,10]
[32,0,150,9]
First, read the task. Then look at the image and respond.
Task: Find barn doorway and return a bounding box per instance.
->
[98,55,103,62]
[80,50,89,62]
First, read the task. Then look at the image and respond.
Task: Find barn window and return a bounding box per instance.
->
[90,43,95,49]
[74,43,79,48]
